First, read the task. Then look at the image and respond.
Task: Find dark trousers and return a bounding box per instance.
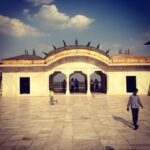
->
[71,85,74,92]
[131,108,139,127]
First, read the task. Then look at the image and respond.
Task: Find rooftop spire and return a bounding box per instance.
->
[33,48,36,55]
[53,45,57,50]
[96,44,100,49]
[75,39,78,45]
[105,49,110,55]
[43,51,48,56]
[86,41,91,47]
[119,49,122,54]
[63,40,67,47]
[25,49,27,55]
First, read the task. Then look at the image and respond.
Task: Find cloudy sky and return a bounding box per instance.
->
[0,0,150,60]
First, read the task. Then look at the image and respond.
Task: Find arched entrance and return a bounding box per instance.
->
[49,71,66,93]
[90,71,107,93]
[69,71,87,93]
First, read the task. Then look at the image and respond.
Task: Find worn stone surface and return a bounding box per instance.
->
[0,94,150,150]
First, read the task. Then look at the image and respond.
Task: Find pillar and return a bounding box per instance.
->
[87,74,91,96]
[66,74,70,95]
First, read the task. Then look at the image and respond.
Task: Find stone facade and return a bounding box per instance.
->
[0,45,150,96]
[107,71,150,95]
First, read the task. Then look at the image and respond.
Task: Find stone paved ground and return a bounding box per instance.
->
[0,94,150,150]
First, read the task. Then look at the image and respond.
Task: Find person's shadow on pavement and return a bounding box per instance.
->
[105,146,115,150]
[113,115,133,129]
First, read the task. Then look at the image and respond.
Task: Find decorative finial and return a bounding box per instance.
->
[96,44,100,49]
[127,49,130,54]
[105,49,110,55]
[86,41,91,47]
[43,51,48,56]
[33,48,36,55]
[53,45,57,49]
[25,49,27,55]
[63,40,67,47]
[119,49,122,54]
[75,39,78,45]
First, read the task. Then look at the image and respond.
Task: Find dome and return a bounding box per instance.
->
[2,54,44,64]
[111,53,149,63]
[3,54,43,60]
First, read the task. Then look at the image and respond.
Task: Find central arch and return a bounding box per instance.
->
[46,46,109,95]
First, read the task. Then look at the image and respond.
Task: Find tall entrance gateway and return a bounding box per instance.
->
[0,43,150,96]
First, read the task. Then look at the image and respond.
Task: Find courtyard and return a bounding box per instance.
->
[0,94,150,150]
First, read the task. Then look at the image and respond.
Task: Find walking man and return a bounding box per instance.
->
[127,88,143,130]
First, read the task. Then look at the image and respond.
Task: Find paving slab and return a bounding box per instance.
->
[0,95,150,150]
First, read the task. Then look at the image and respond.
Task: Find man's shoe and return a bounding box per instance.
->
[135,125,139,129]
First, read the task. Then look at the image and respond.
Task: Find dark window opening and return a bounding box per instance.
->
[20,77,30,94]
[126,76,136,92]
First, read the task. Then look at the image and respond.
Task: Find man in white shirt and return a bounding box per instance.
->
[127,88,143,130]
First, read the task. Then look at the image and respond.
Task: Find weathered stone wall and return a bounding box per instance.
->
[47,61,101,75]
[2,72,49,96]
[107,71,150,95]
[1,55,150,96]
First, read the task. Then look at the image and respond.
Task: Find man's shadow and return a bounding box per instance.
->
[105,146,115,150]
[112,115,133,129]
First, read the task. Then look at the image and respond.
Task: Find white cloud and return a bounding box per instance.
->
[26,0,53,5]
[33,5,94,30]
[67,15,94,29]
[0,15,47,38]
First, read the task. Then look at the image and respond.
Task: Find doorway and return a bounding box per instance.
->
[126,76,136,92]
[20,77,30,94]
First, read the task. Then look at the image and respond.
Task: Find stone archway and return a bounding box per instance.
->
[96,71,107,93]
[90,71,107,93]
[49,71,66,93]
[90,72,101,92]
[69,71,87,93]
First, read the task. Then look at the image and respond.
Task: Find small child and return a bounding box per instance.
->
[49,89,57,105]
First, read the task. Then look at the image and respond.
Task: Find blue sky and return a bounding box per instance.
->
[0,0,150,60]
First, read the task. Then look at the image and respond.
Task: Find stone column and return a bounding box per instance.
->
[66,74,70,95]
[87,74,91,96]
